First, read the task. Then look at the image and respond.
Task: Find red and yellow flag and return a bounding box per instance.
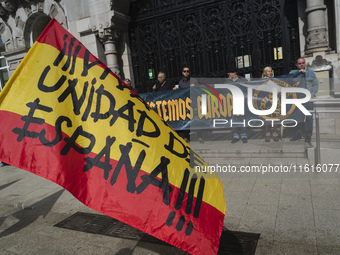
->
[0,19,225,254]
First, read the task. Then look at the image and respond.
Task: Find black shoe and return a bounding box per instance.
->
[241,137,248,143]
[231,137,240,144]
[290,134,302,141]
[305,136,311,143]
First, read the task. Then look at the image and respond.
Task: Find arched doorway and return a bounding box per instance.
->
[24,13,52,47]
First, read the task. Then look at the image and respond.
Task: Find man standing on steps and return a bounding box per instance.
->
[225,67,248,144]
[173,65,197,143]
[289,57,319,143]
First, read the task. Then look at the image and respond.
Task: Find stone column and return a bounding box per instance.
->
[305,0,329,54]
[98,26,121,76]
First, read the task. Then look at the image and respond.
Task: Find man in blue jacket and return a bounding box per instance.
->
[290,57,319,143]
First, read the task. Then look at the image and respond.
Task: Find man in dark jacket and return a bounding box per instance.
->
[153,72,174,91]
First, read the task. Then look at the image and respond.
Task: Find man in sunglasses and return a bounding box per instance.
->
[173,66,199,142]
[173,66,196,90]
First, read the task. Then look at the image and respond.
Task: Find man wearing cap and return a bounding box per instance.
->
[225,67,248,143]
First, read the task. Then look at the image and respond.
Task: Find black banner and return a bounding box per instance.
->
[139,75,309,130]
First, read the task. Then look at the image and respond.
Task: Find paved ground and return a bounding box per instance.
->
[1,131,340,254]
[0,165,188,255]
[191,131,340,255]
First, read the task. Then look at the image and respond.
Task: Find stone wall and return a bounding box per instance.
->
[0,0,67,76]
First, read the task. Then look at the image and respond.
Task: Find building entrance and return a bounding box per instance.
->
[129,0,300,92]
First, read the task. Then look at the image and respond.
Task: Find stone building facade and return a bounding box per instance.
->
[0,0,132,79]
[0,0,340,133]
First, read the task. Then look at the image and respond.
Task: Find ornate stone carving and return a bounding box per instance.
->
[1,1,17,12]
[0,5,7,16]
[0,0,17,17]
[15,16,25,30]
[0,0,66,53]
[304,1,329,53]
[306,28,328,49]
[0,0,47,18]
[0,21,10,39]
[97,25,121,44]
[307,55,332,71]
[95,25,121,75]
[0,18,24,51]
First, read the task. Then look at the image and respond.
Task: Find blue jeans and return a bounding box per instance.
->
[296,102,313,137]
[232,115,247,138]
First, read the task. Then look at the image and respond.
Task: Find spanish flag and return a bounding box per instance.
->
[0,19,226,255]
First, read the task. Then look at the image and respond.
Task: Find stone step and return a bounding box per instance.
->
[204,157,310,166]
[191,138,308,160]
[198,151,306,159]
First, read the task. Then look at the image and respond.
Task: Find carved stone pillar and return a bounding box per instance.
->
[97,26,121,76]
[305,0,329,54]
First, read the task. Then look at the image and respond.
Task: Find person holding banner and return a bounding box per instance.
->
[289,57,318,143]
[226,67,248,143]
[173,66,197,142]
[262,66,274,79]
[152,72,174,92]
[262,66,279,142]
[173,66,197,90]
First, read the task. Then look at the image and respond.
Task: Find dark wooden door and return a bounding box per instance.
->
[129,0,300,92]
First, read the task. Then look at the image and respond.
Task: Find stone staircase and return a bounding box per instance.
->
[189,129,310,167]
